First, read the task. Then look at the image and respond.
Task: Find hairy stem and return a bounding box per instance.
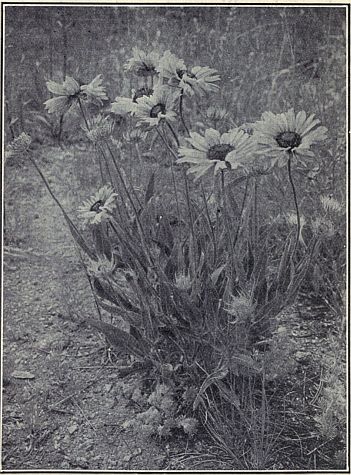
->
[105,142,154,267]
[155,127,181,224]
[77,96,90,130]
[179,90,190,136]
[232,175,250,250]
[221,171,235,276]
[200,183,217,265]
[165,120,180,147]
[287,153,300,257]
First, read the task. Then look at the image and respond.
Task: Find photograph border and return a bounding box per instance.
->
[1,2,350,474]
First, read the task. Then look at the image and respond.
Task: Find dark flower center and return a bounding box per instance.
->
[136,62,157,77]
[207,144,235,161]
[90,200,103,212]
[275,131,302,149]
[177,68,196,80]
[176,69,187,79]
[133,87,153,102]
[150,103,166,118]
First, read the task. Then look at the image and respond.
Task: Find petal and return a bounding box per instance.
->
[44,96,70,114]
[46,80,66,95]
[204,128,221,147]
[63,76,80,95]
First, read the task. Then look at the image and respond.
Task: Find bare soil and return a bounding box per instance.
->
[2,150,169,471]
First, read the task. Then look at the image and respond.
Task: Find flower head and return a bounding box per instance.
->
[77,185,117,226]
[224,292,254,324]
[134,86,177,127]
[111,87,153,116]
[157,50,187,87]
[83,114,114,144]
[206,106,230,124]
[87,255,116,279]
[44,76,80,114]
[254,109,328,166]
[123,128,148,145]
[181,66,220,97]
[178,128,256,180]
[124,48,160,77]
[5,132,32,161]
[175,271,192,291]
[320,195,343,215]
[157,51,220,97]
[311,217,335,238]
[80,75,108,105]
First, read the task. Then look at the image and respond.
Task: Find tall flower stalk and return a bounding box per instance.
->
[287,152,300,257]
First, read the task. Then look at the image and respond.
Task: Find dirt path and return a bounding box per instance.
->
[2,150,167,471]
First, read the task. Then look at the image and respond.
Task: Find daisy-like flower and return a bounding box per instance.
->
[157,50,220,97]
[253,109,328,166]
[123,128,148,145]
[80,75,108,105]
[178,128,256,180]
[87,255,116,279]
[206,106,230,124]
[175,271,192,291]
[77,185,117,226]
[320,195,343,215]
[83,114,114,144]
[311,217,335,238]
[157,50,187,87]
[134,86,178,127]
[124,47,160,77]
[111,87,153,116]
[5,132,32,161]
[181,66,220,97]
[44,76,81,114]
[224,293,253,324]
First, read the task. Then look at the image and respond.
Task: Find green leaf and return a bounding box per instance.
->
[93,225,112,260]
[145,171,155,205]
[210,263,226,286]
[83,317,148,358]
[193,364,229,411]
[276,233,294,294]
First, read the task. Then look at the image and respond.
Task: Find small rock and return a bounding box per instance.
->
[76,457,88,468]
[67,423,78,435]
[62,434,70,444]
[11,370,35,380]
[123,454,132,462]
[60,461,70,469]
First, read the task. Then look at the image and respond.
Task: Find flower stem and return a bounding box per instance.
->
[200,184,217,265]
[105,142,154,267]
[165,120,180,147]
[77,96,90,130]
[179,90,190,136]
[287,153,300,257]
[157,125,179,162]
[155,127,181,224]
[221,171,235,275]
[232,176,250,250]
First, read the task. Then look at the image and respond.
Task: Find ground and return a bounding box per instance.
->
[3,148,171,471]
[2,145,346,471]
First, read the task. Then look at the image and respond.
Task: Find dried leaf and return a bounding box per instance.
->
[11,370,35,380]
